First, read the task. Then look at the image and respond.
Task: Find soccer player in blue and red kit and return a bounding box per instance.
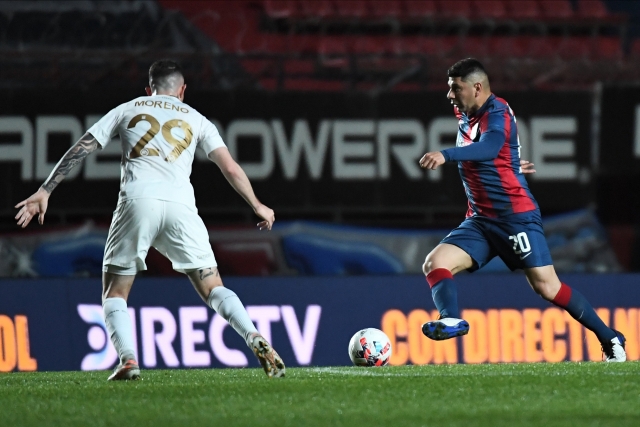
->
[418,58,626,362]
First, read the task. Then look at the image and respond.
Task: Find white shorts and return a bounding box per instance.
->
[102,198,216,275]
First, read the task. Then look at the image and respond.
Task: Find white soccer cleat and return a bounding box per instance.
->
[602,330,627,363]
[250,334,285,378]
[107,359,141,381]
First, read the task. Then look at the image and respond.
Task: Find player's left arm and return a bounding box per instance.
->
[15,132,100,228]
[420,108,509,170]
[208,147,275,231]
[419,128,505,169]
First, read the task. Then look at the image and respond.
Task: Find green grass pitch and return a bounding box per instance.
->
[1,363,639,427]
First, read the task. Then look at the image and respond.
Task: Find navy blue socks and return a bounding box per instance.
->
[427,268,460,319]
[552,282,615,343]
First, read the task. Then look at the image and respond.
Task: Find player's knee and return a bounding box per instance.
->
[423,253,444,276]
[530,281,557,301]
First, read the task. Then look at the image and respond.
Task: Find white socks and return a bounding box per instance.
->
[103,288,257,365]
[103,297,137,363]
[207,287,258,346]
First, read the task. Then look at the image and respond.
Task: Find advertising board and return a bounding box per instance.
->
[1,274,638,372]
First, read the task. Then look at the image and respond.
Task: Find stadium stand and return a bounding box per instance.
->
[0,0,249,90]
[151,0,632,91]
[0,0,634,92]
[2,0,639,275]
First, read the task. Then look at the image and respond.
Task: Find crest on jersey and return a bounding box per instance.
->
[470,123,480,141]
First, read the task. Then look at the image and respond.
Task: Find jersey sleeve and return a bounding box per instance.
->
[86,103,126,148]
[483,105,509,133]
[441,129,505,162]
[442,107,507,162]
[198,118,226,155]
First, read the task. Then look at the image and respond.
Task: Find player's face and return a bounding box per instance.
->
[447,77,473,113]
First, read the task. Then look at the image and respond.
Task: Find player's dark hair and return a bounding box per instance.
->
[148,59,184,90]
[447,58,488,81]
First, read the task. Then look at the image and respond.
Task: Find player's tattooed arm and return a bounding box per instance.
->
[15,132,100,228]
[41,132,100,194]
[198,267,220,281]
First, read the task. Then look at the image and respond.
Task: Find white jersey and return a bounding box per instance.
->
[87,94,225,207]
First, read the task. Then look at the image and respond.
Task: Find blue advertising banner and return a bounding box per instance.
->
[1,274,639,373]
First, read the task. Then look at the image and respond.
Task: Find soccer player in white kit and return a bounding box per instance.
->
[15,60,286,380]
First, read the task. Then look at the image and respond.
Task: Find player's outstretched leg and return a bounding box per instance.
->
[197,273,285,377]
[527,267,626,362]
[103,297,141,381]
[188,268,286,377]
[550,282,626,362]
[207,286,286,377]
[421,268,469,341]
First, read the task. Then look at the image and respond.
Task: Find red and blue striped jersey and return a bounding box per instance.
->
[443,94,538,218]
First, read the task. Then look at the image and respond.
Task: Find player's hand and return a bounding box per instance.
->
[254,204,275,231]
[15,187,50,228]
[520,159,536,174]
[419,151,446,170]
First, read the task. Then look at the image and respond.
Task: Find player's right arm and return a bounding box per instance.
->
[15,132,100,228]
[207,147,275,231]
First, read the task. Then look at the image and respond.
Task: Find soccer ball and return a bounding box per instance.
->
[348,328,392,367]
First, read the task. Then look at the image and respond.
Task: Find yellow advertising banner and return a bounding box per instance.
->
[382,308,639,365]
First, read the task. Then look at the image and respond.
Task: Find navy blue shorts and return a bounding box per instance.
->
[441,210,553,272]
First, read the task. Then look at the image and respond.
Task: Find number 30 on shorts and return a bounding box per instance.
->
[509,232,531,255]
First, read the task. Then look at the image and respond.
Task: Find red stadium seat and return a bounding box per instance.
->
[319,36,350,68]
[517,35,559,58]
[353,36,416,72]
[459,37,489,58]
[438,36,462,57]
[437,0,471,18]
[558,37,591,60]
[333,0,368,19]
[283,58,316,74]
[536,36,562,58]
[287,33,321,54]
[592,37,623,60]
[404,36,459,57]
[263,0,298,19]
[283,78,346,91]
[630,39,640,59]
[505,1,540,20]
[537,0,574,19]
[369,1,402,19]
[354,36,379,54]
[403,0,437,19]
[399,36,434,55]
[489,36,523,57]
[472,1,507,20]
[299,0,335,19]
[576,0,608,18]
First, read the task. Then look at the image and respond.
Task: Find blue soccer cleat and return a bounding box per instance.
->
[422,317,470,341]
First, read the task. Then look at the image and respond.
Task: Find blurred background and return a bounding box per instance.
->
[1,0,640,278]
[4,0,640,373]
